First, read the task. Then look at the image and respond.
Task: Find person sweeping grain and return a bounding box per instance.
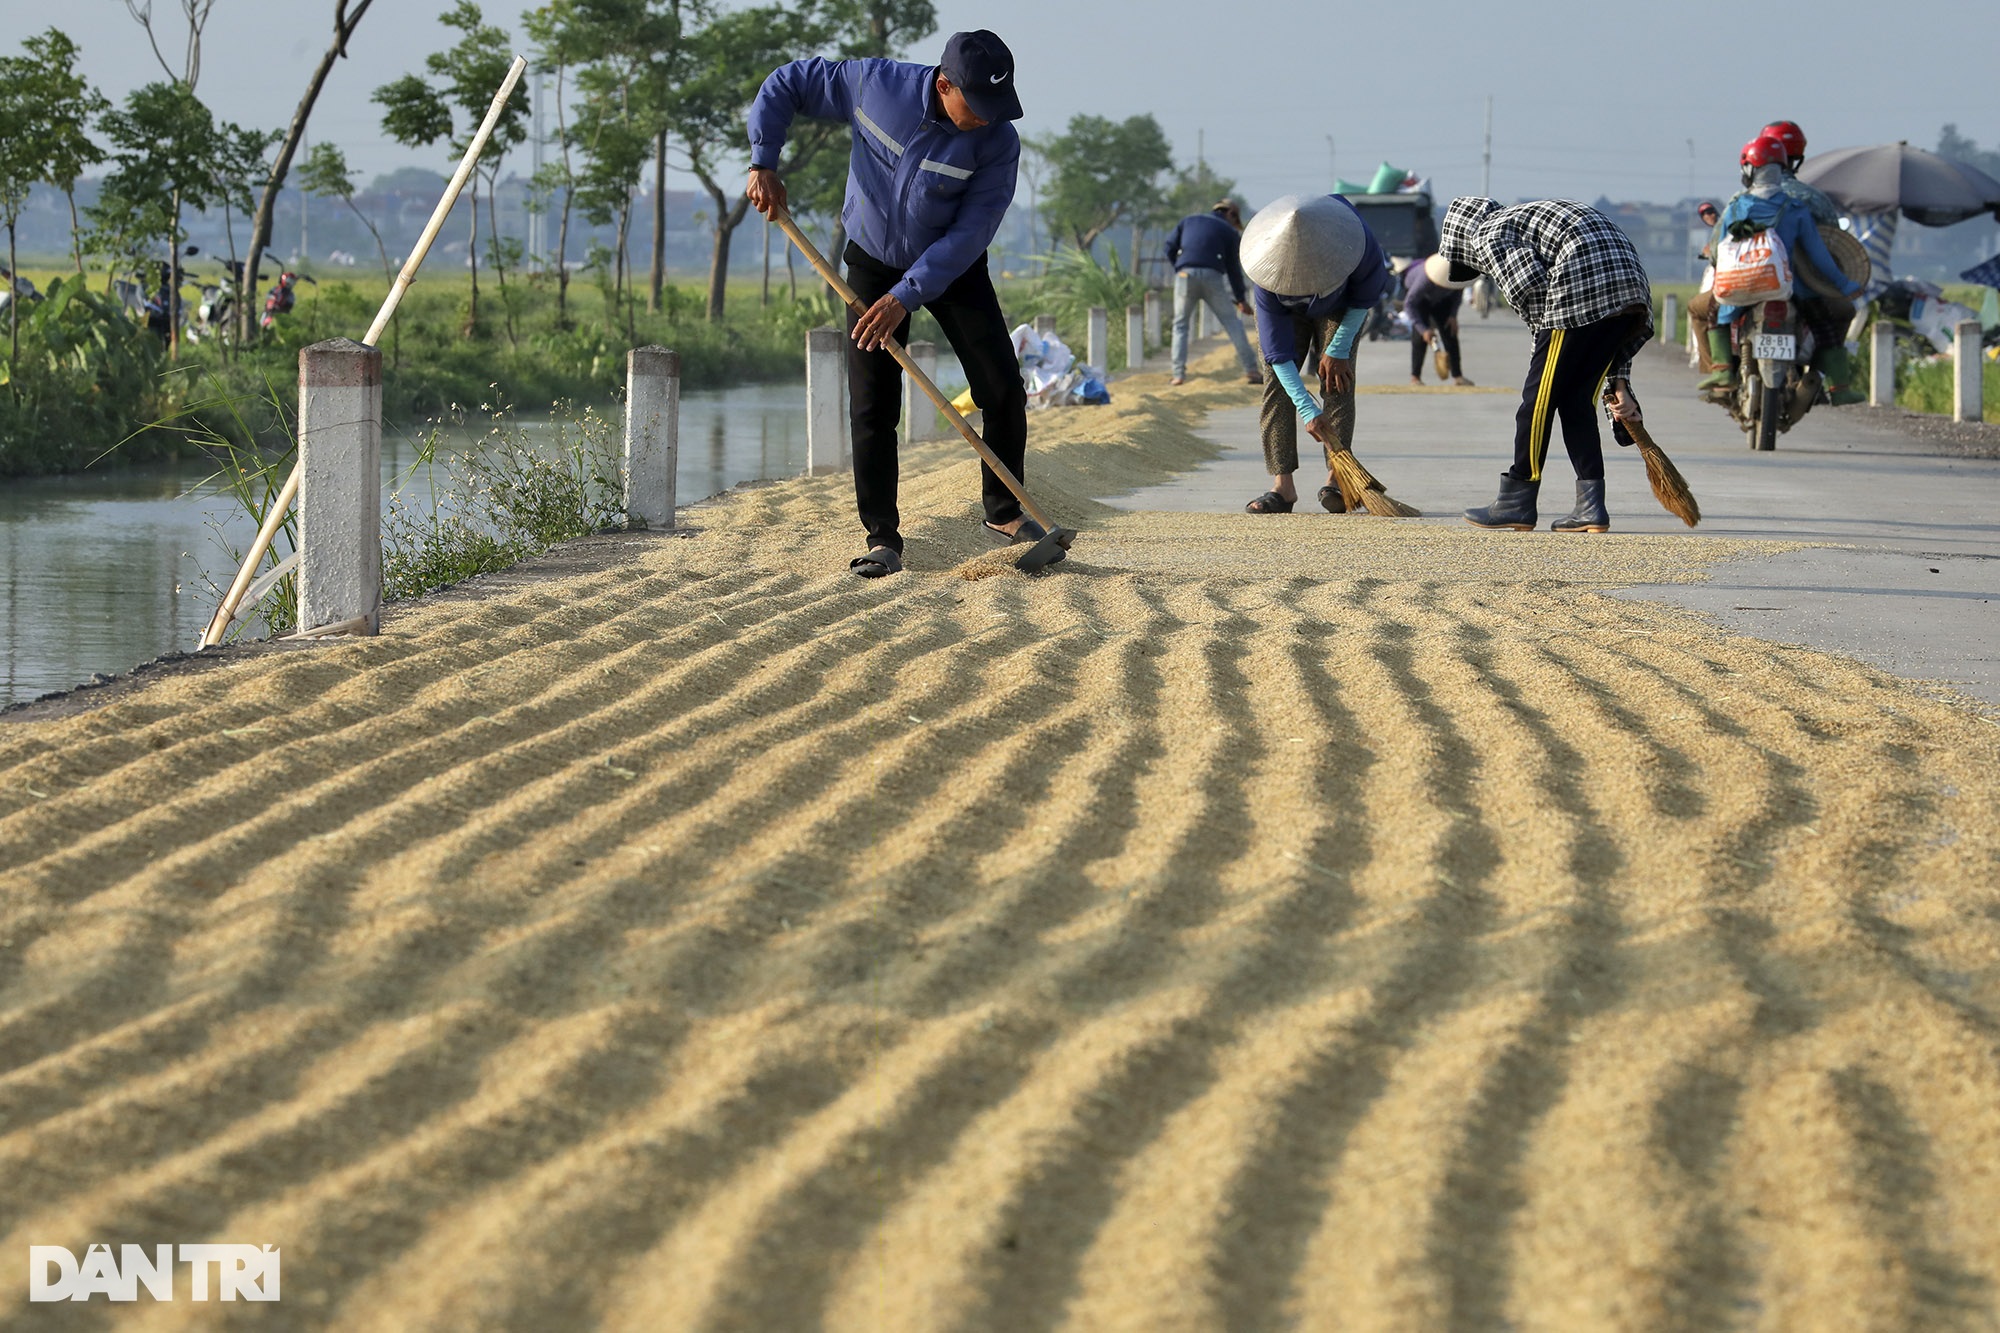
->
[746,31,1035,578]
[1240,194,1396,515]
[1440,196,1653,534]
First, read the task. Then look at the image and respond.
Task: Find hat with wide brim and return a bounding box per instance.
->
[1795,224,1872,299]
[1241,194,1365,297]
[1423,252,1474,289]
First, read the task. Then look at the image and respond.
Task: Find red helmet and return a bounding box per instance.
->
[1740,135,1787,169]
[1761,120,1807,163]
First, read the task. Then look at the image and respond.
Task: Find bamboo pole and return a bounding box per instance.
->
[769,209,1064,538]
[200,55,529,649]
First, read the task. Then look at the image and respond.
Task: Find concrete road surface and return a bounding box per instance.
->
[1103,313,2000,706]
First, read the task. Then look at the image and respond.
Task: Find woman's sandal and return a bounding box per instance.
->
[1244,491,1294,514]
[1317,484,1348,514]
[849,547,903,578]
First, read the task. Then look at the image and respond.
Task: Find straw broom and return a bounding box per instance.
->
[1327,447,1422,517]
[1620,417,1701,527]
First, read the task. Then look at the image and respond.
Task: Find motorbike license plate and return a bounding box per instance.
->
[1752,333,1796,359]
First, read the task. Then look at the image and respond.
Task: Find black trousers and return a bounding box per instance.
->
[843,243,1029,554]
[1409,300,1463,378]
[1510,309,1648,483]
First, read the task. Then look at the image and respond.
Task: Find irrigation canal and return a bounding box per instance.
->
[1,370,961,710]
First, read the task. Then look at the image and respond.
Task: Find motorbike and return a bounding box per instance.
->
[1706,298,1819,452]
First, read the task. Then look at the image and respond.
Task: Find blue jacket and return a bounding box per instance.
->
[747,57,1021,311]
[1165,212,1247,303]
[1251,196,1393,365]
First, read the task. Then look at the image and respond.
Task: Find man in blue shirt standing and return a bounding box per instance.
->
[1163,201,1262,386]
[1239,194,1393,514]
[746,31,1033,578]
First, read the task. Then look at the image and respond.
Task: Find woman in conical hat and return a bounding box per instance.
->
[1239,193,1394,514]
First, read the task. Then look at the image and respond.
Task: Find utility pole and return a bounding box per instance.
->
[1686,138,1695,200]
[1197,128,1206,191]
[299,129,308,264]
[1482,96,1493,197]
[1326,135,1336,191]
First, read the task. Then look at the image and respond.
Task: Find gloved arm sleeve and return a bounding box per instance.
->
[1324,305,1369,359]
[746,58,858,170]
[1272,360,1321,423]
[1163,220,1183,270]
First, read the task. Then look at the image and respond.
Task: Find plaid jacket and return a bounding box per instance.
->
[1439,197,1653,380]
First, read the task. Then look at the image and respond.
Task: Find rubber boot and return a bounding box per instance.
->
[1464,473,1539,530]
[1550,478,1609,533]
[1819,346,1865,405]
[1696,330,1736,390]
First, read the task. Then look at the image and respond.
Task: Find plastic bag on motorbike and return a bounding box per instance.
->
[1713,229,1792,305]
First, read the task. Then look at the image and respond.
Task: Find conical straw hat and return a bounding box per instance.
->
[1242,194,1365,297]
[1423,252,1474,289]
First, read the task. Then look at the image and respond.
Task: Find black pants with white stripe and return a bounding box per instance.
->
[1510,309,1647,484]
[843,243,1028,555]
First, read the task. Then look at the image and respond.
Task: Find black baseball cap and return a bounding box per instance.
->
[940,30,1022,124]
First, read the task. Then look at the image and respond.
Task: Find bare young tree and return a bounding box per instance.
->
[122,0,217,87]
[238,0,376,341]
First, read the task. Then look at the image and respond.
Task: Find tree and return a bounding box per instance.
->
[299,140,398,361]
[561,0,693,326]
[91,81,261,358]
[239,0,376,343]
[12,30,109,280]
[1938,125,2000,181]
[522,1,588,323]
[1035,113,1173,253]
[667,0,932,322]
[375,2,529,341]
[0,63,34,379]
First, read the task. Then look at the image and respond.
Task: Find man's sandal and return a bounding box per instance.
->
[1245,491,1294,514]
[849,547,903,578]
[1317,484,1348,514]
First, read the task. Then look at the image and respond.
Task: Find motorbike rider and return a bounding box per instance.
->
[1757,118,1864,403]
[1698,135,1861,392]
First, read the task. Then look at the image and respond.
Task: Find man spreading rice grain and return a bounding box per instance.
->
[746,31,1036,579]
[1440,197,1653,534]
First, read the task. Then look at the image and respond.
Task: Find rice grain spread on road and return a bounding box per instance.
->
[3,356,1999,1329]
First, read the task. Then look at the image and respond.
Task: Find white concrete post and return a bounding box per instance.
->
[1087,306,1108,371]
[1955,319,1983,422]
[1661,294,1678,350]
[806,325,846,472]
[1870,320,1896,408]
[1034,313,1056,340]
[624,346,680,530]
[1126,305,1144,370]
[902,339,938,443]
[1143,290,1161,348]
[297,337,383,636]
[1195,296,1210,341]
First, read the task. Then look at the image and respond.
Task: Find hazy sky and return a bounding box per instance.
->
[6,0,1993,211]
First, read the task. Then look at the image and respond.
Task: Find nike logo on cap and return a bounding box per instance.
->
[989,72,1007,83]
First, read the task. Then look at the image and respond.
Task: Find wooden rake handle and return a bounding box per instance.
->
[769,209,1057,534]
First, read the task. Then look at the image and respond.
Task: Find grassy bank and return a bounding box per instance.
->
[0,263,830,477]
